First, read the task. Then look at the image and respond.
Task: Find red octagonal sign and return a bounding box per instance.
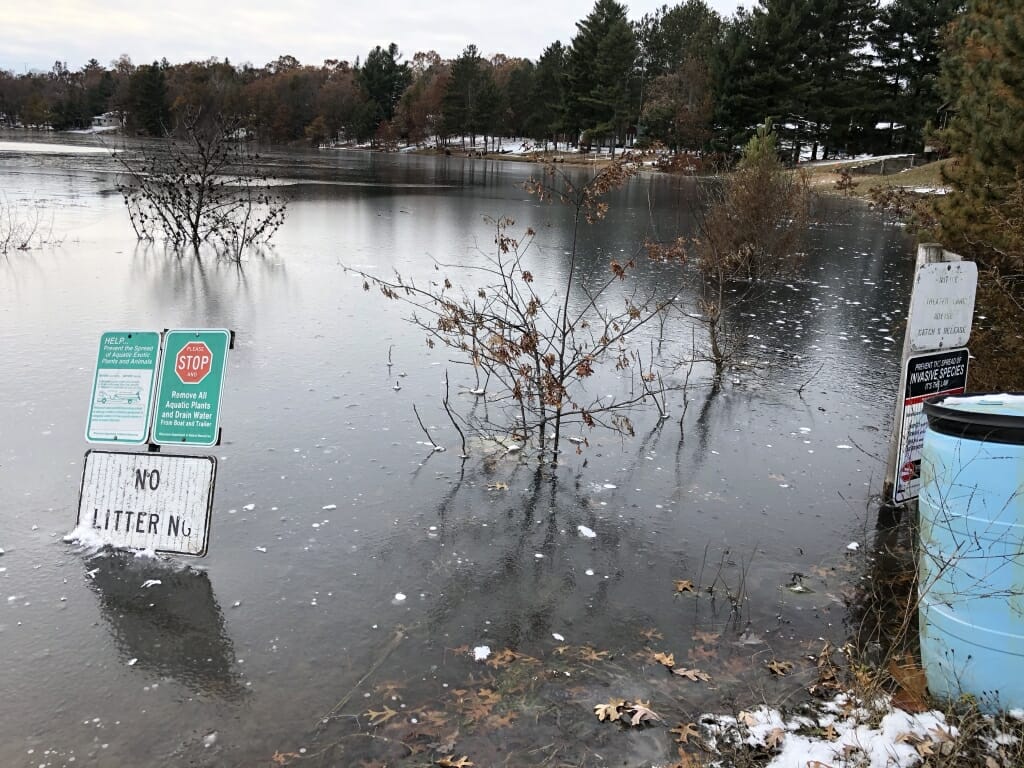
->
[175,341,213,385]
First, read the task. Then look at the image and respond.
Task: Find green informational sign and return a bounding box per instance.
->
[152,329,231,446]
[86,330,161,444]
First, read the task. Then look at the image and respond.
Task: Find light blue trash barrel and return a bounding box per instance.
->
[919,394,1024,712]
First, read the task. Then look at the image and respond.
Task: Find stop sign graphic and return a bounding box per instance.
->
[175,341,213,384]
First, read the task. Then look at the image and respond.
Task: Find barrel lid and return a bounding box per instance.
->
[924,393,1024,444]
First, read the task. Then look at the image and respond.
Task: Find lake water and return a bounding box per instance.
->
[0,133,915,767]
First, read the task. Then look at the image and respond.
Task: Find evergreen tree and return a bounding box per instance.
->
[130,62,171,136]
[635,0,722,80]
[937,0,1024,266]
[443,45,496,146]
[871,0,963,151]
[565,0,639,151]
[531,41,568,146]
[358,43,412,124]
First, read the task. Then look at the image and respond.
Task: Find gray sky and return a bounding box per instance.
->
[2,1,750,73]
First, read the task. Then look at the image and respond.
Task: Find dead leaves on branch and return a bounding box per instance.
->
[593,698,664,727]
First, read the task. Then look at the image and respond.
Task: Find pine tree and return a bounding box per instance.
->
[870,0,963,152]
[531,41,568,147]
[358,43,412,125]
[565,0,639,151]
[937,0,1024,266]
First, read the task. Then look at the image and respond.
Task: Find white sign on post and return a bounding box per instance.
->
[77,450,216,556]
[907,261,978,352]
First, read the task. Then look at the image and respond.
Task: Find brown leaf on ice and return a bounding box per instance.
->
[594,698,626,722]
[822,724,838,741]
[654,651,676,669]
[640,627,664,641]
[436,756,474,768]
[674,579,695,593]
[766,660,793,676]
[579,646,611,662]
[628,700,663,726]
[486,648,518,668]
[670,722,701,744]
[364,706,398,726]
[552,644,571,656]
[484,711,517,729]
[271,752,301,766]
[692,630,720,645]
[672,667,711,682]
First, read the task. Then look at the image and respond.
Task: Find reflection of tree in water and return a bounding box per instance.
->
[129,242,290,316]
[85,553,246,701]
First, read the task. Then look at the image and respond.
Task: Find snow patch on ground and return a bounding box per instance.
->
[699,695,960,768]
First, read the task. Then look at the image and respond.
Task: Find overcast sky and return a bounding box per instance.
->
[3,1,750,73]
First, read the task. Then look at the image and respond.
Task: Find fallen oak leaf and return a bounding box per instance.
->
[436,756,474,768]
[670,722,701,744]
[486,482,508,491]
[822,723,838,741]
[365,705,398,726]
[579,646,611,662]
[674,579,695,593]
[654,651,676,668]
[594,698,627,722]
[738,711,759,727]
[692,630,720,644]
[271,751,301,766]
[640,627,664,641]
[766,660,794,676]
[672,667,711,682]
[765,727,786,749]
[628,700,663,726]
[484,711,517,728]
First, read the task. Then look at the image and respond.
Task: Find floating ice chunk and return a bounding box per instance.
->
[473,645,491,661]
[602,483,616,489]
[552,633,565,642]
[322,504,337,510]
[127,658,138,666]
[255,546,267,553]
[140,580,161,589]
[847,541,860,551]
[534,553,544,559]
[203,732,217,748]
[243,503,255,511]
[836,444,852,450]
[394,592,406,602]
[577,525,597,539]
[585,568,595,576]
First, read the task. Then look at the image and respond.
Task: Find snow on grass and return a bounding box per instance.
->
[698,695,959,768]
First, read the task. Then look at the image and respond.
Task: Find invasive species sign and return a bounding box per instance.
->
[77,450,217,556]
[892,348,969,505]
[86,331,161,444]
[152,329,230,446]
[907,261,977,352]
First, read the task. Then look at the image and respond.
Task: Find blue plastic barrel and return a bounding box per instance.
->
[919,394,1024,712]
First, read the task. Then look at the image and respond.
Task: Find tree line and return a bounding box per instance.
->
[0,0,961,158]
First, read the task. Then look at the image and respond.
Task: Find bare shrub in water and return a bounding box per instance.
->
[350,158,679,465]
[112,108,287,258]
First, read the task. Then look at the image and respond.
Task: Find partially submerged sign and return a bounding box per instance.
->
[907,261,977,352]
[893,348,969,505]
[77,450,216,556]
[85,331,160,444]
[152,329,231,446]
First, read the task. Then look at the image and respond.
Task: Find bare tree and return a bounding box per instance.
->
[0,193,61,256]
[112,108,286,257]
[350,159,678,465]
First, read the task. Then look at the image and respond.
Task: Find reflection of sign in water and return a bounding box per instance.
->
[85,554,245,700]
[85,331,160,444]
[78,450,217,556]
[152,329,230,446]
[907,262,977,352]
[893,348,969,505]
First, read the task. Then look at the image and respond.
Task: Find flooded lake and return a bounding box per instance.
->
[0,133,915,767]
